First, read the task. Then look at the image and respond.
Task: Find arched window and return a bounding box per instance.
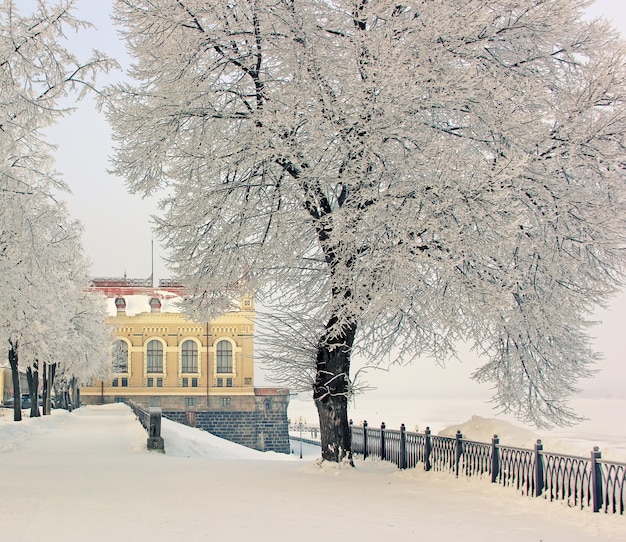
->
[181,340,198,373]
[112,340,128,373]
[146,340,163,373]
[216,340,233,373]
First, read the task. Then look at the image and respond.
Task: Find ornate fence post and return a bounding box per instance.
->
[491,434,500,483]
[380,422,386,461]
[455,430,463,477]
[399,423,407,470]
[363,420,369,460]
[147,407,165,453]
[591,446,603,513]
[534,439,544,497]
[424,426,432,471]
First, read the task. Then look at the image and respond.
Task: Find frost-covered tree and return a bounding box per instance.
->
[1,0,113,196]
[0,193,110,419]
[108,0,626,462]
[0,195,72,419]
[53,286,111,410]
[0,0,114,420]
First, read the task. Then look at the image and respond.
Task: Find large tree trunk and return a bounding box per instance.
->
[61,381,73,412]
[8,340,21,422]
[313,320,357,463]
[42,362,50,415]
[26,364,41,418]
[70,377,79,410]
[42,362,57,415]
[48,363,57,413]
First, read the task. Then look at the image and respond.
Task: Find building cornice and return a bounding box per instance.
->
[107,310,256,325]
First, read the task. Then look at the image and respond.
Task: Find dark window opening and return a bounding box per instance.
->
[181,340,198,373]
[216,340,233,373]
[146,340,163,373]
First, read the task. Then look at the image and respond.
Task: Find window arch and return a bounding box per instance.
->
[112,340,128,373]
[146,339,164,373]
[181,340,198,373]
[216,340,233,373]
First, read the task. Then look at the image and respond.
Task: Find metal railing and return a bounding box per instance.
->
[350,421,625,515]
[290,420,626,515]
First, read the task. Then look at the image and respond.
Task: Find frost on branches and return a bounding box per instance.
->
[0,1,114,420]
[107,0,626,462]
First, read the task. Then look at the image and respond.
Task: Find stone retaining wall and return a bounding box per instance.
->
[88,387,291,454]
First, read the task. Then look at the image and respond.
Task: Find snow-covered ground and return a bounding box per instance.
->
[1,404,624,541]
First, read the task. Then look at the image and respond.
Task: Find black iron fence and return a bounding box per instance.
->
[353,421,625,514]
[290,420,626,515]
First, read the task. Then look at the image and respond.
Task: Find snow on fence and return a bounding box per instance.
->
[126,400,165,453]
[289,420,626,515]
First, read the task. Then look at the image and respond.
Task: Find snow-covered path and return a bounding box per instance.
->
[1,404,624,541]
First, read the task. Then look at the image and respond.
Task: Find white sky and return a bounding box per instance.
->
[44,2,626,427]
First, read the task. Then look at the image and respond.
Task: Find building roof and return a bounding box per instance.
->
[90,277,252,318]
[90,277,184,317]
[90,277,185,297]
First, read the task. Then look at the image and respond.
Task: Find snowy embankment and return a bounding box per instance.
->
[1,404,624,542]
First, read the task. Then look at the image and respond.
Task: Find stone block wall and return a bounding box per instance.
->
[163,390,290,454]
[191,410,259,448]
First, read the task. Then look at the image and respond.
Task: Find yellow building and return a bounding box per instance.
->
[81,277,290,453]
[0,367,28,405]
[0,367,7,403]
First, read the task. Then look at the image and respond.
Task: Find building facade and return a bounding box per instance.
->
[0,367,8,403]
[81,277,290,454]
